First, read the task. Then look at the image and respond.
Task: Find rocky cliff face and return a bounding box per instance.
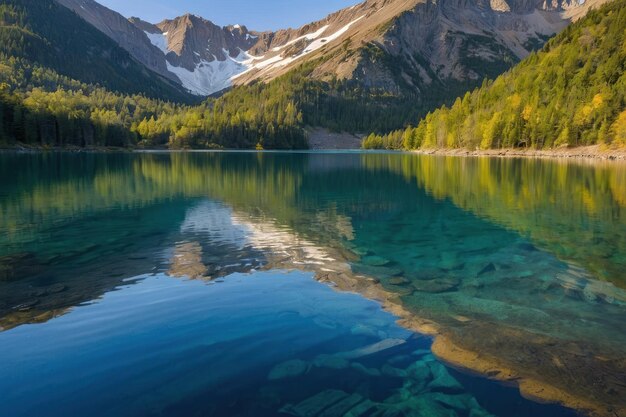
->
[231,0,609,96]
[55,0,608,96]
[148,15,260,70]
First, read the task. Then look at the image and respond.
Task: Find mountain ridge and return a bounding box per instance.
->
[55,0,608,97]
[0,0,619,152]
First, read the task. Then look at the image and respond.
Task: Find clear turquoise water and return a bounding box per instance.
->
[0,151,625,416]
[0,271,574,417]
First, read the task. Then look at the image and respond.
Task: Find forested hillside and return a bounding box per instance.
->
[363,0,626,150]
[0,58,309,149]
[0,0,190,101]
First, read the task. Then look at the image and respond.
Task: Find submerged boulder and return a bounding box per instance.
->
[312,354,350,370]
[412,278,460,293]
[427,362,465,394]
[478,263,496,276]
[281,389,351,416]
[406,360,432,383]
[339,338,406,359]
[318,393,367,417]
[268,359,309,380]
[388,276,410,286]
[361,256,391,267]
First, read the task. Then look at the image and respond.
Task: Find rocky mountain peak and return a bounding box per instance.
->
[55,0,608,97]
[152,14,258,68]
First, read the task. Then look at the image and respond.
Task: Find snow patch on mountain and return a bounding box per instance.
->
[235,16,364,80]
[303,16,363,54]
[272,25,330,52]
[167,15,364,95]
[145,31,169,54]
[168,49,250,95]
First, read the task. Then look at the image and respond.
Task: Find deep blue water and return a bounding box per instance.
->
[0,271,577,417]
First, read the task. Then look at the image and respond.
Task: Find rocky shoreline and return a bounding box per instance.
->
[412,145,626,161]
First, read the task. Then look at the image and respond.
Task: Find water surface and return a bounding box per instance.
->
[0,151,624,416]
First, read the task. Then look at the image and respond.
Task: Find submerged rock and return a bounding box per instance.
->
[339,338,406,359]
[361,256,391,267]
[582,288,598,303]
[351,362,381,376]
[410,269,446,281]
[353,264,403,279]
[351,247,371,257]
[385,284,414,296]
[268,359,309,380]
[414,397,459,417]
[478,263,496,276]
[439,252,458,268]
[318,393,366,417]
[350,323,379,337]
[427,362,464,394]
[470,407,497,417]
[412,349,431,358]
[281,389,350,417]
[406,360,432,382]
[312,354,350,370]
[343,399,377,417]
[412,278,460,293]
[388,276,410,286]
[381,364,408,378]
[583,279,626,305]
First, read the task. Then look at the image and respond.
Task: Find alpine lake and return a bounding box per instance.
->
[0,151,625,417]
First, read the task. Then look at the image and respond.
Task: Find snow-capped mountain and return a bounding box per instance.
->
[128,15,263,95]
[56,0,608,96]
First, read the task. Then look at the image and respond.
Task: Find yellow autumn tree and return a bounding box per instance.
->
[611,110,626,146]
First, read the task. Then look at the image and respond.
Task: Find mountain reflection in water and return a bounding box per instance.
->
[0,151,624,416]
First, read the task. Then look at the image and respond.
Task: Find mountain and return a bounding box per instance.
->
[54,0,178,83]
[363,0,626,150]
[56,0,265,95]
[0,0,191,101]
[132,15,261,95]
[56,0,606,98]
[0,0,617,151]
